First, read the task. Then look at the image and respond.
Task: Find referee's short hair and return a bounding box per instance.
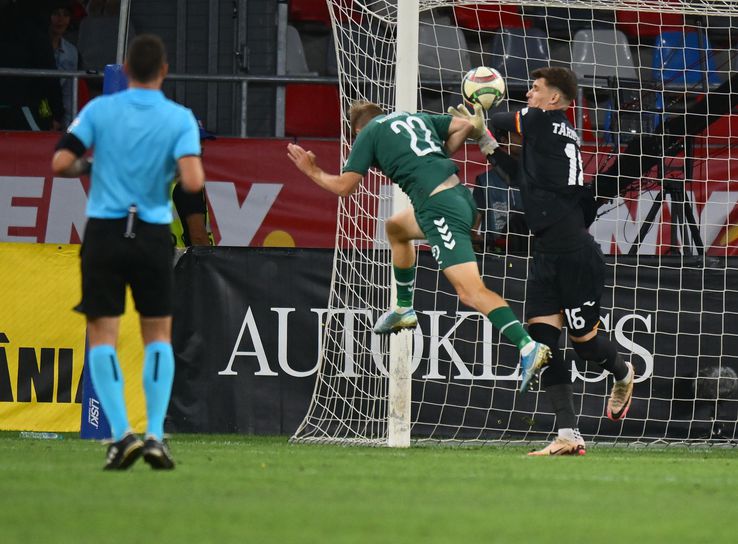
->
[126,34,167,83]
[531,67,578,104]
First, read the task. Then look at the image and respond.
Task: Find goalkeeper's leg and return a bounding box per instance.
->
[572,333,634,422]
[527,322,586,456]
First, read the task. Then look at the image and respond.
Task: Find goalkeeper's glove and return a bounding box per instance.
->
[447,102,486,140]
[477,128,499,156]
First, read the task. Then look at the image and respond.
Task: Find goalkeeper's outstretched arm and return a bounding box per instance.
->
[447,104,519,184]
[489,112,517,134]
[447,102,502,157]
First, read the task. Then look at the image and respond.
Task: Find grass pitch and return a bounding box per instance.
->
[1,434,737,544]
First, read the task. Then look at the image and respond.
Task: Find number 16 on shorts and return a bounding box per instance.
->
[564,300,597,332]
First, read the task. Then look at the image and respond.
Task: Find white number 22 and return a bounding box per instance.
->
[390,116,442,157]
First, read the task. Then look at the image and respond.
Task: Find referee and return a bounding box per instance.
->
[52,34,204,470]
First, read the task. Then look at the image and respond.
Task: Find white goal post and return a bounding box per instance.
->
[291,0,738,447]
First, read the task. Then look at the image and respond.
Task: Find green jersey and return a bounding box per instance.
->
[342,112,458,210]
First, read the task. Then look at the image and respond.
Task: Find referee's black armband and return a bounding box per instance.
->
[55,132,87,157]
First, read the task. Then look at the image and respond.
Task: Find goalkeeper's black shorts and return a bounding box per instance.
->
[75,218,174,318]
[525,240,605,338]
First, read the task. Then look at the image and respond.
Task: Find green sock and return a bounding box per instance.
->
[487,306,532,350]
[393,265,415,308]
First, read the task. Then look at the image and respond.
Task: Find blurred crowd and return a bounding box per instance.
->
[0,0,134,130]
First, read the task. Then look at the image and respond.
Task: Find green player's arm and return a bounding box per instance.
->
[287,143,362,197]
[444,116,475,155]
[310,170,363,197]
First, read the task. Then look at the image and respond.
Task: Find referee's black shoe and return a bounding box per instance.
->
[104,432,144,470]
[143,437,176,470]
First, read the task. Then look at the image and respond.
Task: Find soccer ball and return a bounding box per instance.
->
[461,66,506,110]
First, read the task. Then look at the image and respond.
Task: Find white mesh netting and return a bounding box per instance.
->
[291,0,738,446]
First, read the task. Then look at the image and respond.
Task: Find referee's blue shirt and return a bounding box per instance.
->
[68,88,201,224]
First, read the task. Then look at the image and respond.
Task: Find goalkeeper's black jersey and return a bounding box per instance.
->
[492,107,593,251]
[514,107,584,232]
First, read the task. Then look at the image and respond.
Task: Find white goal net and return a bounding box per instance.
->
[291,0,738,446]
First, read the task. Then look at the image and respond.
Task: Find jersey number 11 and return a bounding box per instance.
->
[565,143,584,186]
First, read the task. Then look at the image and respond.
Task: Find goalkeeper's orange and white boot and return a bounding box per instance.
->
[528,430,586,457]
[607,361,635,422]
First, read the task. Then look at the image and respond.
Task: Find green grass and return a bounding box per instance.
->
[1,434,737,543]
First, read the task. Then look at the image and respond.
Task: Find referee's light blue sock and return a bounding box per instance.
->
[143,342,175,441]
[88,345,130,442]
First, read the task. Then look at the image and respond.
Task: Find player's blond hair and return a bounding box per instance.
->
[349,101,384,136]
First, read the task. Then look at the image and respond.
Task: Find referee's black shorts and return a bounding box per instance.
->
[525,241,605,338]
[75,218,174,318]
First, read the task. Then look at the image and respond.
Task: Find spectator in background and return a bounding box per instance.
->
[78,0,136,76]
[472,129,526,253]
[171,120,215,248]
[49,0,80,128]
[0,0,64,130]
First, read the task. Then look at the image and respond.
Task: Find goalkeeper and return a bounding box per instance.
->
[287,100,550,391]
[450,67,635,456]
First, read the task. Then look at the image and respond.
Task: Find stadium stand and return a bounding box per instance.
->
[488,28,550,93]
[525,7,615,40]
[418,21,471,82]
[453,4,530,30]
[285,83,341,137]
[286,25,315,75]
[571,28,639,142]
[289,0,331,29]
[616,8,684,41]
[571,28,639,84]
[651,29,722,132]
[652,30,722,89]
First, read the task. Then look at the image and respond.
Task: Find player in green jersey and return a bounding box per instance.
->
[287,101,550,391]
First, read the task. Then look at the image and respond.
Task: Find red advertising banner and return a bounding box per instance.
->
[0,131,490,248]
[1,131,736,253]
[0,132,344,248]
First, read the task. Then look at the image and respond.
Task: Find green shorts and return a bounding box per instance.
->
[415,184,478,269]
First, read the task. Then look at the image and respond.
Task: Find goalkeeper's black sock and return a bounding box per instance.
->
[528,323,576,428]
[547,383,577,430]
[572,334,629,381]
[529,323,569,385]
